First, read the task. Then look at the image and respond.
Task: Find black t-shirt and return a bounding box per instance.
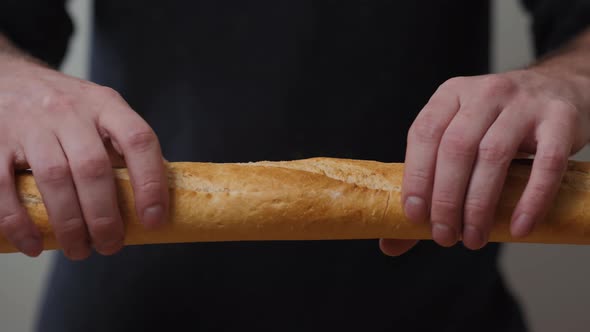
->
[2,1,589,331]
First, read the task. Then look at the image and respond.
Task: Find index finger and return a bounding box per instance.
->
[403,91,460,223]
[98,104,169,229]
[511,117,572,238]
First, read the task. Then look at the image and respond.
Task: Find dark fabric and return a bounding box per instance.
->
[521,0,590,56]
[0,0,72,68]
[38,241,526,332]
[33,3,526,330]
[90,1,490,164]
[14,0,590,330]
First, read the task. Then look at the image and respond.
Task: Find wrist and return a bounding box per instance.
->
[0,34,49,70]
[527,29,590,112]
[527,60,590,114]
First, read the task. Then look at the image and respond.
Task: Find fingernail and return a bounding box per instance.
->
[432,223,457,247]
[404,196,428,223]
[20,236,42,256]
[101,239,122,251]
[66,242,90,260]
[95,238,123,255]
[464,225,486,249]
[142,204,164,226]
[512,213,534,238]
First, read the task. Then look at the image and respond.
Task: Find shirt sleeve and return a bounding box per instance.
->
[520,0,590,56]
[0,0,73,68]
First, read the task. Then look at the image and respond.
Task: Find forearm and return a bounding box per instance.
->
[530,28,590,110]
[0,32,23,57]
[0,32,46,67]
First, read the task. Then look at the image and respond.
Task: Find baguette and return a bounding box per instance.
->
[4,157,590,253]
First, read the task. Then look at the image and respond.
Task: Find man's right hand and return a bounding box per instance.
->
[0,50,169,260]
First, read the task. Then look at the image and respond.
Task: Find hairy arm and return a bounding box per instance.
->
[531,28,590,108]
[0,31,169,259]
[0,33,25,57]
[384,25,590,255]
[0,32,47,67]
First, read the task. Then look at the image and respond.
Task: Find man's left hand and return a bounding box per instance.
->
[381,66,590,256]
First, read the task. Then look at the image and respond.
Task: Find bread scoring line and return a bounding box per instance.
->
[115,162,402,194]
[245,161,401,192]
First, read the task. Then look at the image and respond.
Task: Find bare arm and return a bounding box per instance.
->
[0,31,169,259]
[0,33,19,54]
[384,27,590,255]
[0,33,45,65]
[531,28,590,108]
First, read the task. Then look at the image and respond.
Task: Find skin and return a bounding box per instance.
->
[381,29,590,256]
[2,27,590,259]
[0,34,169,260]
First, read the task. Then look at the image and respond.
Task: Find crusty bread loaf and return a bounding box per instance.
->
[3,157,590,253]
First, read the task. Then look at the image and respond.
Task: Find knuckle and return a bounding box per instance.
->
[41,91,76,113]
[527,183,552,204]
[72,155,111,180]
[137,179,163,196]
[0,211,25,234]
[554,100,579,121]
[96,86,124,102]
[405,167,430,187]
[54,218,86,241]
[537,150,567,173]
[431,196,460,215]
[36,162,71,184]
[439,76,466,91]
[464,197,490,219]
[408,116,445,144]
[123,127,157,152]
[478,140,512,165]
[479,76,516,99]
[440,131,477,159]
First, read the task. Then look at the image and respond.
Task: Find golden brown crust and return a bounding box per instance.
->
[4,157,590,253]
